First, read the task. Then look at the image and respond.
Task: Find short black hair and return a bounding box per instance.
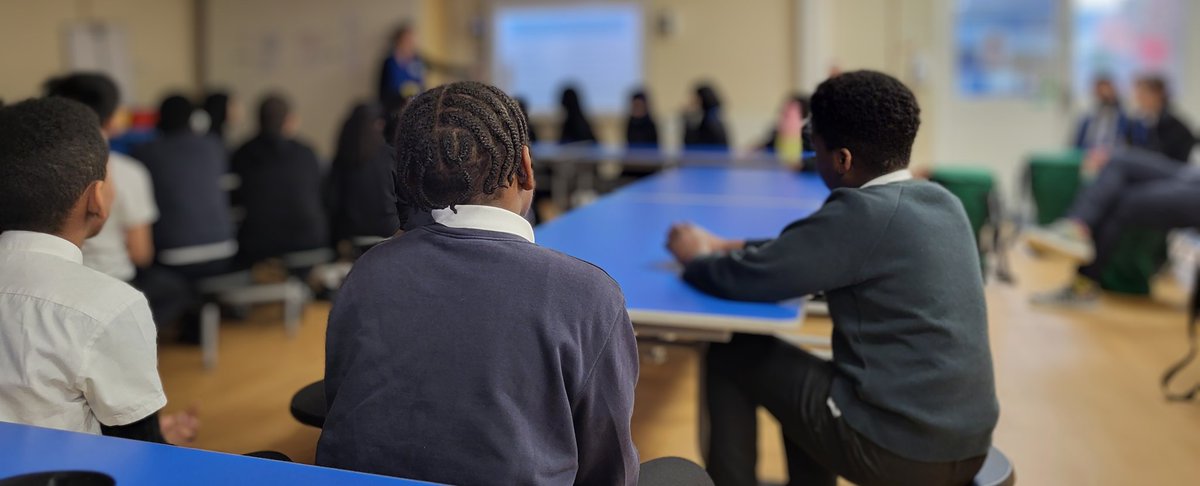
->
[258,93,291,136]
[157,94,194,134]
[44,73,121,124]
[810,70,920,174]
[0,98,108,233]
[393,81,529,212]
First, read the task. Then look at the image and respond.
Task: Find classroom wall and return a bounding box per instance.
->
[0,0,194,107]
[811,0,1200,203]
[484,0,797,150]
[203,0,427,158]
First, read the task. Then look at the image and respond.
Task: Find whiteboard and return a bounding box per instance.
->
[491,3,643,115]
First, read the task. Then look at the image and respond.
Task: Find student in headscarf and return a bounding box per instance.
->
[133,94,236,280]
[625,90,659,148]
[558,86,597,145]
[683,83,729,150]
[229,93,328,265]
[327,102,401,251]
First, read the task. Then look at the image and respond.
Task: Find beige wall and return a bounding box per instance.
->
[482,0,797,150]
[640,0,795,149]
[0,0,193,107]
[203,0,425,157]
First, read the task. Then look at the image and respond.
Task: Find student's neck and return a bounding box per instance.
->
[52,228,88,249]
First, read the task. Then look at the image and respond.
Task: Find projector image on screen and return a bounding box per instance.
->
[492,4,644,116]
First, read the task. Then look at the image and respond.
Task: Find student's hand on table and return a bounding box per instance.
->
[161,407,200,445]
[667,223,743,265]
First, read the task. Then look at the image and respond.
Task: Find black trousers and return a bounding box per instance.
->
[130,266,194,329]
[1068,148,1200,281]
[705,334,986,486]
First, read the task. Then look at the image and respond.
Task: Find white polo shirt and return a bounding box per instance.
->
[83,152,158,281]
[0,231,166,434]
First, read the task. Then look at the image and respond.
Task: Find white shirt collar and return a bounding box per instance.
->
[860,169,914,189]
[431,205,536,243]
[0,230,83,264]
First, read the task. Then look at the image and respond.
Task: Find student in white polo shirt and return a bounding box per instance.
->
[44,73,192,329]
[0,98,196,443]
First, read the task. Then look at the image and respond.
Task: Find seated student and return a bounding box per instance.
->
[0,98,197,444]
[230,94,328,264]
[758,94,814,170]
[202,90,240,149]
[625,90,659,148]
[1072,75,1133,151]
[1124,75,1194,163]
[682,83,729,150]
[666,71,998,486]
[1027,148,1200,306]
[558,86,598,144]
[44,73,191,329]
[327,102,399,250]
[134,94,236,279]
[317,81,639,484]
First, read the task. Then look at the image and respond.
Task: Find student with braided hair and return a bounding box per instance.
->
[317,82,641,485]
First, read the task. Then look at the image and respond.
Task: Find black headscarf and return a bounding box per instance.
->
[625,90,658,147]
[684,83,729,149]
[559,86,596,144]
[203,92,231,140]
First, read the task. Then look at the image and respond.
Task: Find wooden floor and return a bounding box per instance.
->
[158,249,1200,485]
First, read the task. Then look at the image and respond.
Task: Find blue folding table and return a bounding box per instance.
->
[536,166,829,342]
[0,421,433,485]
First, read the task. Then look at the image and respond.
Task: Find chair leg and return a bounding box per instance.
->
[201,302,220,370]
[282,279,306,338]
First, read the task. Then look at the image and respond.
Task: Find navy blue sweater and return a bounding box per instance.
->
[318,224,639,485]
[134,133,233,251]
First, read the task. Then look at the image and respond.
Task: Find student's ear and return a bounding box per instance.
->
[834,148,853,176]
[518,145,535,191]
[84,178,114,236]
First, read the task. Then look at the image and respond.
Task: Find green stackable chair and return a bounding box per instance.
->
[1026,150,1168,295]
[930,166,1005,280]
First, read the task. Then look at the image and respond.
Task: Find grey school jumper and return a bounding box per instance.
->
[317,224,639,485]
[684,180,999,462]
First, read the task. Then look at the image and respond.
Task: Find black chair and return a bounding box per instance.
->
[0,471,113,486]
[1161,262,1200,401]
[974,446,1016,486]
[290,380,326,428]
[638,457,713,486]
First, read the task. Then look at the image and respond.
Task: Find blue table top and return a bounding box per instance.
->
[530,142,815,167]
[0,421,432,486]
[536,167,829,332]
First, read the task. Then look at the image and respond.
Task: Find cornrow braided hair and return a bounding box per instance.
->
[394,81,529,214]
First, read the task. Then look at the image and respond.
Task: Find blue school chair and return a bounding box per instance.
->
[974,446,1016,486]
